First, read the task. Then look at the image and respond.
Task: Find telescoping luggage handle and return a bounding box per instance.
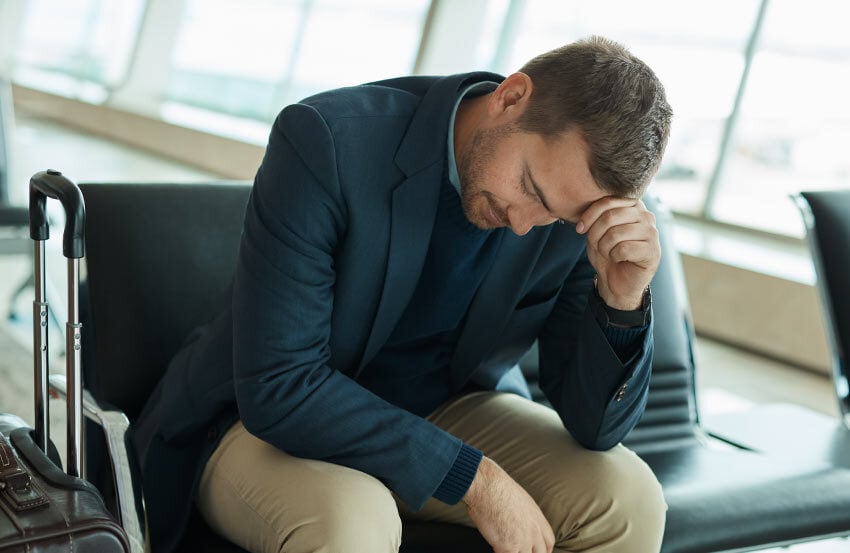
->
[28,169,85,479]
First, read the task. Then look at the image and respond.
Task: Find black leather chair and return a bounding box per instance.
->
[71,182,850,553]
[706,192,850,476]
[798,191,850,430]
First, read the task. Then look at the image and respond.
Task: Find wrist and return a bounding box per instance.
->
[463,456,494,508]
[592,277,652,328]
[594,275,644,310]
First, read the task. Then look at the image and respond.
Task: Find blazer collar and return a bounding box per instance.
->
[394,71,504,178]
[355,71,505,376]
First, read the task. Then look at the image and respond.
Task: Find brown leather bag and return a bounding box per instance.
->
[0,428,129,551]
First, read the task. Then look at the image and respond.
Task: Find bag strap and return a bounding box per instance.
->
[0,432,50,511]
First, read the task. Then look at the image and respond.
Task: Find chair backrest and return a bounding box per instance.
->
[797,191,850,427]
[81,183,701,448]
[80,182,251,420]
[521,195,700,452]
[628,196,700,450]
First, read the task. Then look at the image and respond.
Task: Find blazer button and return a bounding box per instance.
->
[615,384,628,402]
[207,426,218,442]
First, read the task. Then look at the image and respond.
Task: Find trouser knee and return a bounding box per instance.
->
[308,481,401,553]
[283,477,403,553]
[197,422,403,553]
[545,446,667,552]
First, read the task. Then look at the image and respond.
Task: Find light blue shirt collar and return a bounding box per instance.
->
[447,81,499,196]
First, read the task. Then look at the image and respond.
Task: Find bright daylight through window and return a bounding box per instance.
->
[5,0,850,238]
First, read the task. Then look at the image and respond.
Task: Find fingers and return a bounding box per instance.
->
[466,457,556,553]
[590,223,659,265]
[578,197,660,308]
[575,197,640,234]
[581,201,654,243]
[541,521,556,553]
[580,200,658,265]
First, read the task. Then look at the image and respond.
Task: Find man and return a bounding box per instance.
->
[132,36,672,552]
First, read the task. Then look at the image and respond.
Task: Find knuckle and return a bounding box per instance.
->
[600,209,617,226]
[613,241,633,260]
[649,225,659,241]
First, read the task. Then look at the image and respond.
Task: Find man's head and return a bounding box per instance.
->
[455,36,672,235]
[517,36,672,198]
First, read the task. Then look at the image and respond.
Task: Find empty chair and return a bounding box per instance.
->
[798,190,850,429]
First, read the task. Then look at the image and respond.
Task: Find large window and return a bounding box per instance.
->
[166,0,304,121]
[710,0,850,236]
[500,0,850,237]
[166,0,430,122]
[499,0,762,218]
[13,0,145,102]
[7,0,849,238]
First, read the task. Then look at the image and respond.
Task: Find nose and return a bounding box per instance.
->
[506,204,557,236]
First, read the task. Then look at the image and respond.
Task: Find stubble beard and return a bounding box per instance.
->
[457,124,514,229]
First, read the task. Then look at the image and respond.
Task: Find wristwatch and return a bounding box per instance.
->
[590,279,652,328]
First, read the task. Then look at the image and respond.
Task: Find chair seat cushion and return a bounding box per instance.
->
[706,403,850,469]
[401,442,850,553]
[646,444,850,553]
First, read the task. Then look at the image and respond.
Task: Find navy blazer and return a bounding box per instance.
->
[131,72,653,552]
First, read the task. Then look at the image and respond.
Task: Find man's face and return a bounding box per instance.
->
[458,126,609,235]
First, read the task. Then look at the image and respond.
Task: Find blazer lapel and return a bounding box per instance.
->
[449,227,552,390]
[355,71,506,377]
[355,166,443,376]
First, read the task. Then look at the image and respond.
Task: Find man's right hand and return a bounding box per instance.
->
[463,456,556,553]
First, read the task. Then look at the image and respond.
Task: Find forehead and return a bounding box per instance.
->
[524,130,609,219]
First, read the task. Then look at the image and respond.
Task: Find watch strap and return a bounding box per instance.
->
[590,284,652,328]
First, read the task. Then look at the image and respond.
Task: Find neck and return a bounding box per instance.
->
[453,94,490,170]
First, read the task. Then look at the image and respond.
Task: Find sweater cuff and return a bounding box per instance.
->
[603,324,647,364]
[432,444,483,505]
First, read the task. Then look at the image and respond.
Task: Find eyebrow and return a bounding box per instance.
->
[525,162,555,214]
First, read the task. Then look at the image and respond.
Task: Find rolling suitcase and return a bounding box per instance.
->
[0,170,130,551]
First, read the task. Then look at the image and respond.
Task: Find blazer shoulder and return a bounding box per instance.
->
[291,83,423,126]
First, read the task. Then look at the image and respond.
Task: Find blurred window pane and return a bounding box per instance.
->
[287,0,430,101]
[711,0,850,236]
[166,0,303,121]
[502,0,762,216]
[14,0,145,98]
[167,0,429,121]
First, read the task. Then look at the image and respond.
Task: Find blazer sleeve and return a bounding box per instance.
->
[232,103,464,510]
[536,250,653,450]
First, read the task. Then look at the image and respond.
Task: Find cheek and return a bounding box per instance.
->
[482,160,519,197]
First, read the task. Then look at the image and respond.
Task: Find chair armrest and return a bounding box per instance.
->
[49,374,146,553]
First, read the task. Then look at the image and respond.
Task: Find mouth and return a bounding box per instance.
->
[482,195,506,228]
[486,204,502,228]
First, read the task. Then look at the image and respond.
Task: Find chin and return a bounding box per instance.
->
[462,206,488,229]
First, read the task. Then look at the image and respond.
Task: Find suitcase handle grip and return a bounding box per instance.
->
[29,169,85,259]
[0,432,50,510]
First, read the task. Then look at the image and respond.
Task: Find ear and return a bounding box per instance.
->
[488,72,533,120]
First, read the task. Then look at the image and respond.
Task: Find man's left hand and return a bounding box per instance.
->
[576,197,660,311]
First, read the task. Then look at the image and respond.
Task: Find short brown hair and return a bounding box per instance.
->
[518,36,672,196]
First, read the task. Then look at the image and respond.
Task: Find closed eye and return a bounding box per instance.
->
[523,167,561,222]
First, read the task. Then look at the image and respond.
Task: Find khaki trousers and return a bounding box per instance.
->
[196,392,667,553]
